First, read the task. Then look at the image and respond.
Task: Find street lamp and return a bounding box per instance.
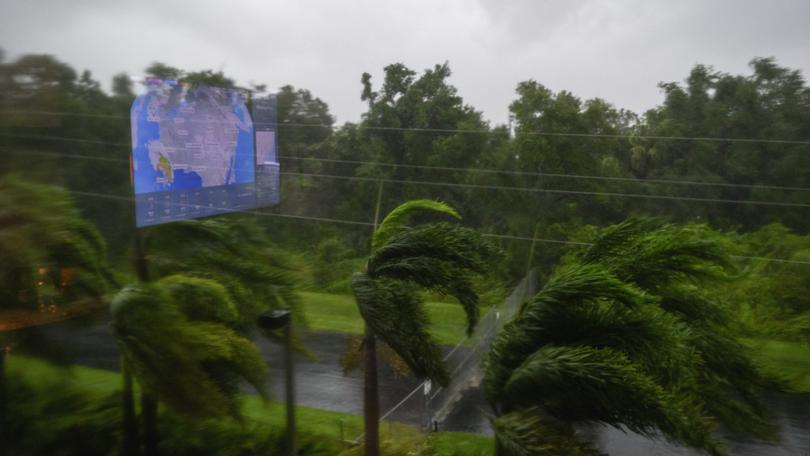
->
[257,310,296,456]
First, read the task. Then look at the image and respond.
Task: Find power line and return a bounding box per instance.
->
[0,132,131,147]
[3,108,810,146]
[279,155,810,193]
[4,131,810,194]
[59,188,810,266]
[280,171,810,208]
[2,141,808,208]
[3,134,809,264]
[3,148,128,163]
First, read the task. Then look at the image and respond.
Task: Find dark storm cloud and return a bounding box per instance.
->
[1,0,809,124]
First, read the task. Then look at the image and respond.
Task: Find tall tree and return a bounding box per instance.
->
[638,58,810,230]
[358,63,491,214]
[114,216,300,454]
[351,199,499,456]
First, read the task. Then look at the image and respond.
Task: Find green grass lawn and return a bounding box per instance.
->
[300,291,469,345]
[300,292,810,393]
[7,355,494,455]
[745,338,810,392]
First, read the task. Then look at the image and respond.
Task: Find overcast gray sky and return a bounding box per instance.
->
[2,0,809,125]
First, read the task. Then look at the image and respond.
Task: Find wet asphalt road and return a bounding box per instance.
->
[25,314,426,422]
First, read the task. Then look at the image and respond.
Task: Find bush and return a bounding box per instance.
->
[158,413,345,456]
[6,368,121,455]
[6,358,349,455]
[311,237,366,293]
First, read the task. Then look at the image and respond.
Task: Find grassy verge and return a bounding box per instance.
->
[300,291,469,345]
[744,338,810,392]
[7,355,493,455]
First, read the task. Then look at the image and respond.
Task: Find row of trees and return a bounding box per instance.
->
[2,53,809,269]
[1,51,808,454]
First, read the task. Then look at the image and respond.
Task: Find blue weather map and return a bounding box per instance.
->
[130,81,258,226]
[131,81,254,193]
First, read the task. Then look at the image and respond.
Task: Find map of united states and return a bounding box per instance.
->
[130,81,254,194]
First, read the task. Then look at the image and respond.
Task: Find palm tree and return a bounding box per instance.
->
[111,275,268,453]
[115,215,301,454]
[0,177,113,452]
[111,275,268,415]
[351,200,499,456]
[579,218,778,439]
[485,218,777,456]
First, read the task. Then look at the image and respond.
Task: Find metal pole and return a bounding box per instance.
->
[284,321,296,456]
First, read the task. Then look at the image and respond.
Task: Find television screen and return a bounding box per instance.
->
[130,81,277,226]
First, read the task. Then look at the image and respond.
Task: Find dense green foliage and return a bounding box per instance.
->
[112,277,268,418]
[6,356,493,456]
[144,216,303,332]
[2,53,809,275]
[0,176,113,313]
[0,177,115,453]
[485,219,781,455]
[2,50,809,455]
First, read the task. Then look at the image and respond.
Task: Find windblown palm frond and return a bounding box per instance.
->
[144,216,302,330]
[686,326,779,438]
[492,409,605,456]
[111,278,268,419]
[159,274,240,328]
[371,199,460,252]
[0,176,113,311]
[513,297,697,389]
[352,272,447,384]
[501,346,720,454]
[579,217,779,442]
[659,285,732,325]
[368,222,498,334]
[582,218,734,290]
[484,264,651,401]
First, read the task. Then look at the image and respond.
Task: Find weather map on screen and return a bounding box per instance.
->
[130,80,260,226]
